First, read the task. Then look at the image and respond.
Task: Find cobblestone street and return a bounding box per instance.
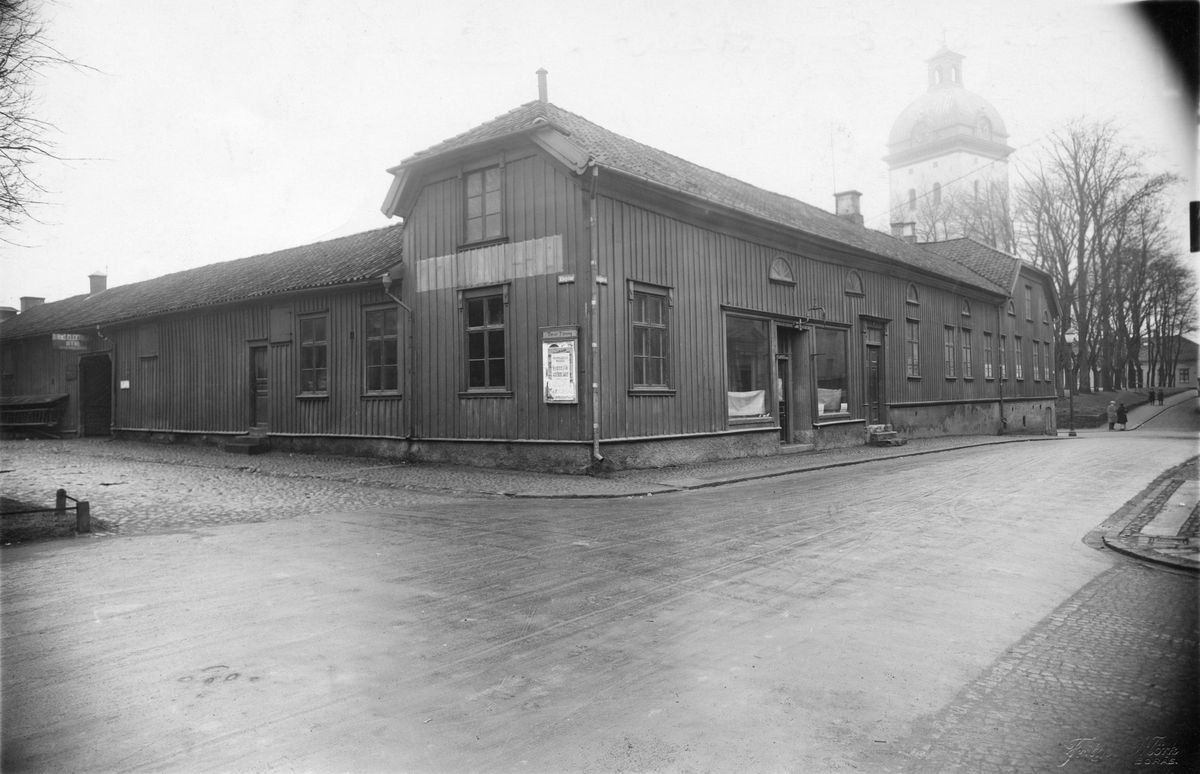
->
[2,399,1197,772]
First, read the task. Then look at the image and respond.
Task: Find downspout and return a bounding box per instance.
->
[382,274,415,440]
[996,303,1005,434]
[587,163,603,462]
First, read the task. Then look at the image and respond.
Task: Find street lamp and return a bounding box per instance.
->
[1065,333,1079,437]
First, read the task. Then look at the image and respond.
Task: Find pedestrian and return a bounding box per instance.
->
[1117,402,1128,430]
[1158,387,1164,405]
[1107,400,1117,430]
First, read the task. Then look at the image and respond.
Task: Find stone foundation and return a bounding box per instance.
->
[887,399,1056,439]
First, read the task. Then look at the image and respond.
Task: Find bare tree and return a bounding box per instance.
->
[1,0,74,242]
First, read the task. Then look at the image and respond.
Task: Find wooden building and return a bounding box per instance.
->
[1,91,1058,472]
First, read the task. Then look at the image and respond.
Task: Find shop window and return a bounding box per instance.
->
[815,328,849,418]
[726,316,770,419]
[299,315,328,395]
[464,166,503,244]
[465,287,507,390]
[364,307,399,394]
[630,284,670,389]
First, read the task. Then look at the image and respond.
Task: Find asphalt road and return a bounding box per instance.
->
[3,401,1198,772]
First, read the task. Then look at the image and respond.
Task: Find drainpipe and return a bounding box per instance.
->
[997,303,1005,434]
[587,163,603,463]
[382,273,415,440]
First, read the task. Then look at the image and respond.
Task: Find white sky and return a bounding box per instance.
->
[1,0,1194,310]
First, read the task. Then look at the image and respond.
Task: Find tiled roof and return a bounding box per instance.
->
[401,101,1006,295]
[0,225,404,340]
[919,237,1020,291]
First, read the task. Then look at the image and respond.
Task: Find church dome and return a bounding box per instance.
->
[887,49,1009,152]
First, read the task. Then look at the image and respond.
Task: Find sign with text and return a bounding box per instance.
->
[541,326,578,404]
[51,333,94,351]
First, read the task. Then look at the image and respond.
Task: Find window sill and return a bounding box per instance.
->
[814,416,864,427]
[815,412,852,422]
[459,390,514,399]
[729,416,773,425]
[296,393,329,400]
[963,377,975,381]
[907,375,922,381]
[629,387,676,397]
[362,393,402,400]
[458,236,510,252]
[945,377,958,381]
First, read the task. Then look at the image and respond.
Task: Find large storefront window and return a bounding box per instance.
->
[814,327,849,418]
[726,316,770,419]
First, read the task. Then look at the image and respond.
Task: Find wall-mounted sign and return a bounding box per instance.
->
[541,326,578,404]
[51,333,94,351]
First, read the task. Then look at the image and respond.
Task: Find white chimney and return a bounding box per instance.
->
[834,190,864,227]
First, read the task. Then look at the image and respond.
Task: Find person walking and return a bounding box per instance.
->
[1117,402,1128,430]
[1107,400,1118,430]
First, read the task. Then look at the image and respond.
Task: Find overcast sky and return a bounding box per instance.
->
[1,0,1194,310]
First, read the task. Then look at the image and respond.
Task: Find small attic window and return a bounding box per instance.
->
[1042,310,1051,325]
[906,284,920,305]
[844,270,864,296]
[961,299,971,317]
[1007,299,1016,316]
[768,256,795,285]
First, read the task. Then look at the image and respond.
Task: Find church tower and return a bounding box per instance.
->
[885,49,1013,244]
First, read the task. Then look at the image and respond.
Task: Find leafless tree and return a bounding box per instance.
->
[1,0,76,243]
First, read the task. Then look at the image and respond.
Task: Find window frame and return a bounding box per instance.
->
[813,325,851,421]
[628,281,673,394]
[943,325,957,379]
[983,332,994,380]
[461,285,511,396]
[724,313,773,424]
[961,327,973,379]
[1032,338,1042,381]
[461,164,505,248]
[999,334,1008,380]
[1024,285,1034,321]
[298,313,329,397]
[363,304,401,396]
[1014,336,1025,380]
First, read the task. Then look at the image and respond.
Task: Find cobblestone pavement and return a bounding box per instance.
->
[863,561,1199,773]
[1100,458,1200,570]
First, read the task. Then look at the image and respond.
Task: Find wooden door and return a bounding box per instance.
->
[78,355,112,436]
[777,356,790,442]
[250,346,269,428]
[865,324,884,424]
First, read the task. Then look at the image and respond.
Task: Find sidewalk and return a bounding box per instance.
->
[1069,387,1195,434]
[1095,456,1200,573]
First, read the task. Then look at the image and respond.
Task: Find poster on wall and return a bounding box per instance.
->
[541,326,579,404]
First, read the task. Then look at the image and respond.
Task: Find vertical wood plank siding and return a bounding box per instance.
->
[110,287,408,437]
[403,151,587,441]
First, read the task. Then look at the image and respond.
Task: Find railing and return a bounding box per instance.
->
[2,489,91,533]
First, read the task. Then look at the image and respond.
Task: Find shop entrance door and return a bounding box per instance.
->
[78,354,112,436]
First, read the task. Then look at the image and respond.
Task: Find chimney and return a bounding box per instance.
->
[834,190,864,227]
[0,307,16,323]
[537,68,548,103]
[89,272,107,295]
[20,296,44,312]
[890,222,917,244]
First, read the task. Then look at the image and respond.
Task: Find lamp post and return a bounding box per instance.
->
[1066,334,1079,437]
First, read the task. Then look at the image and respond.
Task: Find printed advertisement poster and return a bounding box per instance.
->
[542,338,577,403]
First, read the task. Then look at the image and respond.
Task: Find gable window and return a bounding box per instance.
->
[299,315,328,395]
[944,326,957,379]
[999,335,1008,380]
[1014,336,1024,380]
[962,328,973,378]
[465,287,507,390]
[464,166,502,244]
[983,332,994,379]
[630,284,670,389]
[364,307,399,394]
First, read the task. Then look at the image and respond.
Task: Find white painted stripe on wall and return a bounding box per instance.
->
[416,235,563,292]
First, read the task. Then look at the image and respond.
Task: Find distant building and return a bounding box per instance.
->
[1136,336,1199,389]
[885,49,1014,248]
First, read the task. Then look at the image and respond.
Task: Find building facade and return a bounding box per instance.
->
[1,93,1058,472]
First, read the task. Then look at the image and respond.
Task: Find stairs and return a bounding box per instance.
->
[223,425,270,455]
[866,424,907,447]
